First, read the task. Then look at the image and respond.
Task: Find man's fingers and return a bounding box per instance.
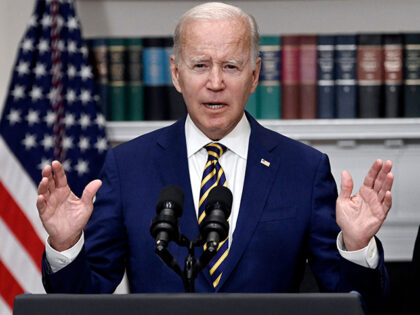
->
[80,179,102,207]
[378,172,394,202]
[383,191,392,214]
[339,170,354,199]
[52,160,68,188]
[363,159,382,188]
[373,160,393,193]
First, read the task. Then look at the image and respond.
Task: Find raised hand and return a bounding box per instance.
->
[36,160,102,251]
[336,159,394,251]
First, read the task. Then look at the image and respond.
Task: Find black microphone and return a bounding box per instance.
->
[150,185,184,250]
[200,186,233,253]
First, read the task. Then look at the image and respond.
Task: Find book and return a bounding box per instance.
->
[87,38,109,120]
[403,33,420,117]
[317,35,335,118]
[125,37,144,121]
[383,34,403,117]
[107,38,127,121]
[257,35,281,119]
[245,91,258,118]
[282,35,300,119]
[299,35,317,119]
[163,37,187,120]
[143,37,168,120]
[357,34,383,118]
[335,35,357,118]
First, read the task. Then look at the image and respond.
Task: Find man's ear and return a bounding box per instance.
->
[250,57,261,94]
[170,55,182,93]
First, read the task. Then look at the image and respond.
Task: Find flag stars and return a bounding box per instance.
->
[64,113,76,127]
[66,89,77,104]
[67,40,78,54]
[16,61,30,76]
[67,65,77,78]
[27,15,38,28]
[75,159,89,176]
[62,159,72,172]
[80,65,93,80]
[21,38,34,52]
[37,39,50,54]
[22,133,37,150]
[80,45,88,58]
[67,17,78,31]
[11,85,25,100]
[41,14,52,28]
[94,137,108,153]
[34,63,47,78]
[48,87,62,104]
[62,136,74,150]
[95,114,106,127]
[40,135,54,151]
[6,109,21,125]
[30,86,43,101]
[26,109,40,126]
[78,137,90,152]
[44,111,56,127]
[79,114,91,129]
[80,89,92,104]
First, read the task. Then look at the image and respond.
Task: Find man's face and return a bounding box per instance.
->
[171,18,261,140]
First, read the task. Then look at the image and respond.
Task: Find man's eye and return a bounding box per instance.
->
[225,64,238,70]
[194,64,206,69]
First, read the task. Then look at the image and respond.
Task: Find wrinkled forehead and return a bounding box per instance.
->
[179,18,251,58]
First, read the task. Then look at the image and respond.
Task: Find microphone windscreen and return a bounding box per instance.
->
[207,186,233,215]
[157,185,184,212]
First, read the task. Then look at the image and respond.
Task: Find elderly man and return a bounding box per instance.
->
[38,2,393,313]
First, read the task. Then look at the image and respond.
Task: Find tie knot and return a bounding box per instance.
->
[205,143,227,160]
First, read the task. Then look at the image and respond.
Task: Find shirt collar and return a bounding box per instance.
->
[185,113,250,159]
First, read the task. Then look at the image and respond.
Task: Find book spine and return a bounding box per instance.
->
[282,35,300,119]
[403,33,420,117]
[246,91,259,118]
[87,38,109,120]
[126,37,144,121]
[257,35,281,119]
[317,35,335,118]
[143,37,168,120]
[335,35,357,118]
[384,34,403,117]
[299,35,317,119]
[357,34,384,118]
[107,38,127,121]
[163,37,187,120]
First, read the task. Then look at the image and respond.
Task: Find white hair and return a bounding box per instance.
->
[173,2,260,69]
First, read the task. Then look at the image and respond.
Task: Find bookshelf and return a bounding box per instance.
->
[84,0,420,261]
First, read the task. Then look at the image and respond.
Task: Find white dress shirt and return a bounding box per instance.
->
[46,113,378,272]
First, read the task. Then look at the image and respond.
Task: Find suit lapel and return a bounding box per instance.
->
[153,118,200,243]
[153,118,213,288]
[216,114,281,291]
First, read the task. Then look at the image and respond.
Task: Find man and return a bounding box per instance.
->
[37,2,393,313]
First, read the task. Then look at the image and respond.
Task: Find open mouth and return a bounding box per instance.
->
[203,103,226,109]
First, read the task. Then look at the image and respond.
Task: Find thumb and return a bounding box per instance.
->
[81,179,102,206]
[339,170,353,200]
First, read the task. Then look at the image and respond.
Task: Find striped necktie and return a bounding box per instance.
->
[198,142,229,288]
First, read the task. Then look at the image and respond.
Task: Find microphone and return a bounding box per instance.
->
[150,185,184,250]
[200,186,233,252]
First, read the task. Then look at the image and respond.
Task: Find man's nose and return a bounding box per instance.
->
[206,66,225,91]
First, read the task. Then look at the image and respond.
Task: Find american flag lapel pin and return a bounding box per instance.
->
[260,158,270,167]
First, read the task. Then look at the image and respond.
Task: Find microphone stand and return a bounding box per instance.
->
[154,234,218,293]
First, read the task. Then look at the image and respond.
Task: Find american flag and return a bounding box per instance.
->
[0,0,107,313]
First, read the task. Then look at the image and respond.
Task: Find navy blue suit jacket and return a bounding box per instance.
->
[42,113,388,311]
